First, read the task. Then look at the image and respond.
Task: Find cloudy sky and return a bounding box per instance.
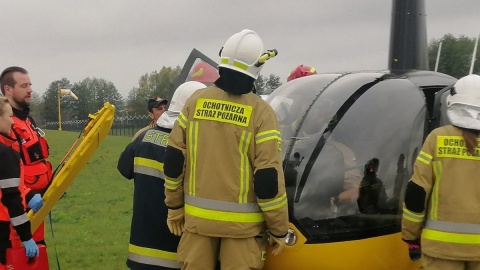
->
[1,0,479,97]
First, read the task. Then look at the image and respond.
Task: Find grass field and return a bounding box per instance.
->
[43,130,134,270]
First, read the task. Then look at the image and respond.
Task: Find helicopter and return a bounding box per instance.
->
[172,0,457,268]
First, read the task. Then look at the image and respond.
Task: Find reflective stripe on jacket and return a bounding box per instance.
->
[402,125,480,260]
[165,86,288,238]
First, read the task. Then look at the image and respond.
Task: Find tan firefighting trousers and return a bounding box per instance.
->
[178,231,268,270]
[423,254,480,270]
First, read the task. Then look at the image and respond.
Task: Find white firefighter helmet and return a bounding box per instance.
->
[446,74,480,130]
[169,81,207,113]
[218,29,265,79]
[157,81,206,129]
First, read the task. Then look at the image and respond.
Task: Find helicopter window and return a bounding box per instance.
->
[274,73,390,217]
[421,85,446,119]
[288,78,426,243]
[269,73,385,157]
[267,74,340,155]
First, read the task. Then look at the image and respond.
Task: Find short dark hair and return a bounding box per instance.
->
[0,66,28,95]
[0,97,9,116]
[147,97,168,112]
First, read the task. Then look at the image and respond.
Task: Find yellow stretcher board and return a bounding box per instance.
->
[28,102,115,232]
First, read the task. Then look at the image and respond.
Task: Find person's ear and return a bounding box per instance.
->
[3,85,12,95]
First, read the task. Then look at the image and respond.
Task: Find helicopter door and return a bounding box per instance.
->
[429,84,454,132]
[174,48,219,89]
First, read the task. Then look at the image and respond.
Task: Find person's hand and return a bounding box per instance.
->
[22,238,39,258]
[27,194,43,212]
[337,188,359,202]
[268,234,287,256]
[403,239,421,261]
[167,208,184,236]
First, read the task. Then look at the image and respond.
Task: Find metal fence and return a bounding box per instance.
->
[44,115,151,137]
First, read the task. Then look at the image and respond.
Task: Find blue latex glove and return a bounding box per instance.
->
[22,238,39,258]
[27,194,43,212]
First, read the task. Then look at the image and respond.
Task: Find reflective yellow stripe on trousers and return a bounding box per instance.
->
[128,244,182,269]
[184,194,264,223]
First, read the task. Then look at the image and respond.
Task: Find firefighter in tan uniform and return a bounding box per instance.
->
[163,29,289,270]
[402,74,480,270]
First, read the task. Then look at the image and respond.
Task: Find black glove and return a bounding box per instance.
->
[403,239,421,261]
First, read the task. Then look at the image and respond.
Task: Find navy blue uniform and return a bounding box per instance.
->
[118,127,181,270]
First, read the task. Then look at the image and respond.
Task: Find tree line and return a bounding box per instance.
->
[32,68,282,125]
[30,33,479,126]
[428,34,479,78]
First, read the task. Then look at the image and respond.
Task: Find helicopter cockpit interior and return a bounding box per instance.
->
[267,72,428,243]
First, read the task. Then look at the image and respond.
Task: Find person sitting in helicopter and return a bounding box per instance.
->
[319,115,363,213]
[291,102,363,219]
[287,64,317,82]
[357,158,388,214]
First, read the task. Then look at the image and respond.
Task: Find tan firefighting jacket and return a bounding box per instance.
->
[165,86,289,238]
[402,125,480,260]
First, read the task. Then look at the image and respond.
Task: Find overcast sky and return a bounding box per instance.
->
[1,0,479,97]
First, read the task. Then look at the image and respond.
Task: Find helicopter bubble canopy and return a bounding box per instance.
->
[267,72,427,243]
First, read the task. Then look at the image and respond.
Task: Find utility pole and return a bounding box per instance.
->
[469,33,479,75]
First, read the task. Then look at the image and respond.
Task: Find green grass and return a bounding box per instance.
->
[43,130,133,270]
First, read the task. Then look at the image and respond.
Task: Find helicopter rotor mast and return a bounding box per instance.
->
[389,0,429,71]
